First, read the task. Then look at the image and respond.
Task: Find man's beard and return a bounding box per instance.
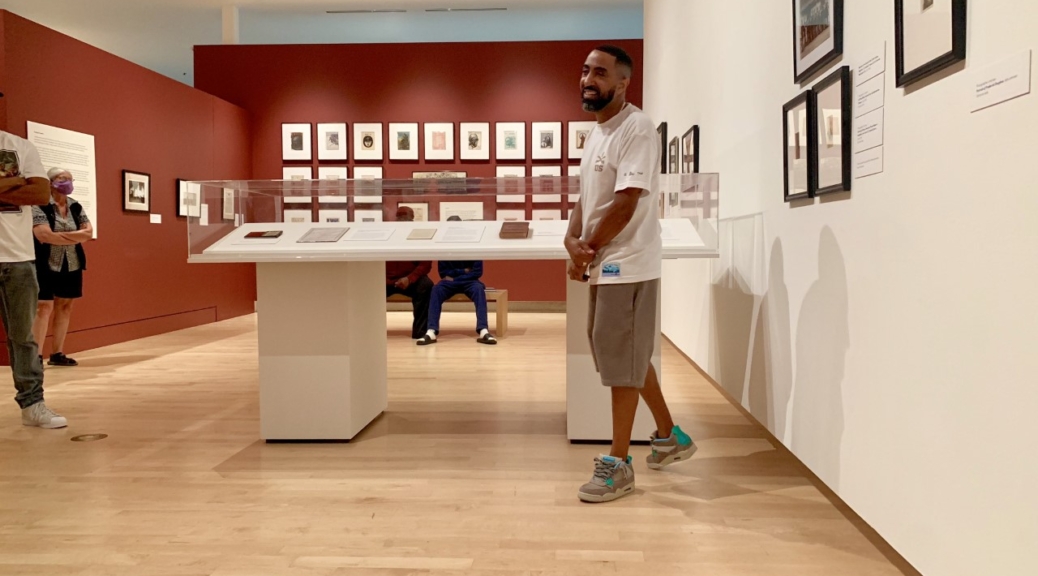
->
[582,87,615,112]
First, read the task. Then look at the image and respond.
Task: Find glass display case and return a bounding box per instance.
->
[185,174,719,263]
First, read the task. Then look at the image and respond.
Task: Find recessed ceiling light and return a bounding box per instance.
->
[326,9,407,14]
[425,7,508,12]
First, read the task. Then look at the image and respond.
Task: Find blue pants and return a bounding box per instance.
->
[428,280,488,334]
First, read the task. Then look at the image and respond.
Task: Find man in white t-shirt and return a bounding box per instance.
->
[565,46,697,503]
[0,129,67,428]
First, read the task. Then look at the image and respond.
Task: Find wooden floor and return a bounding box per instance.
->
[0,313,909,576]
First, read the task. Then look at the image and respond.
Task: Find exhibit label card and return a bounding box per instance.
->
[345,229,394,242]
[855,74,885,118]
[972,50,1033,113]
[27,122,98,239]
[855,109,885,152]
[854,147,884,179]
[150,214,162,225]
[857,43,886,86]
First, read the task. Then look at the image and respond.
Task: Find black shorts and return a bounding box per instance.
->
[37,265,83,301]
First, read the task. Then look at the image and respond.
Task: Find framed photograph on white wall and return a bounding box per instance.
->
[495,122,526,160]
[282,123,312,161]
[424,123,454,161]
[567,121,595,159]
[813,66,851,195]
[389,123,419,161]
[782,90,816,201]
[496,165,526,203]
[894,0,967,87]
[317,123,348,161]
[792,0,843,84]
[353,123,383,161]
[460,122,490,161]
[532,122,562,160]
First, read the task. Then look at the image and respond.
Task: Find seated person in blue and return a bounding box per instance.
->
[418,224,497,345]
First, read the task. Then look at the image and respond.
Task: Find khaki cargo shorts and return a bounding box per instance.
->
[587,278,658,388]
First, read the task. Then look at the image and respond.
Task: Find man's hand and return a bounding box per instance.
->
[564,236,596,268]
[568,261,589,282]
[395,277,411,290]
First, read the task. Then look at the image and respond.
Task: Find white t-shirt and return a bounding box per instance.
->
[0,131,47,263]
[578,104,662,285]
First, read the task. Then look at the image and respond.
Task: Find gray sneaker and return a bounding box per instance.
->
[578,455,635,503]
[646,425,697,470]
[21,402,68,429]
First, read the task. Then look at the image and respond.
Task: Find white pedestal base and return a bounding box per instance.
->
[566,279,661,442]
[256,262,387,441]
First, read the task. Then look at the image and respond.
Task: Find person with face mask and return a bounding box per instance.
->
[31,167,93,368]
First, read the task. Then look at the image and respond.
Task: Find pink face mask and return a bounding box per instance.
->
[52,180,74,195]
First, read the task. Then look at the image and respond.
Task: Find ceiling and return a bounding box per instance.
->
[1,0,643,85]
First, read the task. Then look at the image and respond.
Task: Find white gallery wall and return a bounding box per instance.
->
[645,1,1038,575]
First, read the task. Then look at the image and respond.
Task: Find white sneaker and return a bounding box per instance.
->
[21,402,68,429]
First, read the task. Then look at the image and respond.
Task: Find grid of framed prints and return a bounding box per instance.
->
[282,123,312,161]
[791,0,843,84]
[681,126,700,174]
[353,123,384,160]
[389,123,419,160]
[424,123,454,161]
[568,121,595,159]
[122,170,150,212]
[531,122,562,160]
[317,123,347,161]
[460,123,490,160]
[495,122,526,160]
[782,91,816,201]
[814,66,851,195]
[894,0,967,87]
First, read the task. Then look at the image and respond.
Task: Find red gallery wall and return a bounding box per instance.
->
[194,40,644,301]
[0,11,256,362]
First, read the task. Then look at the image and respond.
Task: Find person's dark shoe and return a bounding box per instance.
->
[48,353,78,367]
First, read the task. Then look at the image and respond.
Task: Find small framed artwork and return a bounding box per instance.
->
[283,209,312,224]
[496,165,526,203]
[814,66,852,195]
[532,122,562,160]
[681,126,700,174]
[668,137,679,175]
[532,166,562,203]
[318,166,349,181]
[440,201,484,222]
[399,202,429,222]
[282,123,312,161]
[282,166,312,181]
[496,209,526,222]
[782,90,817,201]
[320,209,351,224]
[222,187,236,220]
[352,209,382,223]
[176,179,201,218]
[894,0,967,87]
[567,121,596,159]
[317,123,348,161]
[122,170,150,212]
[792,0,844,84]
[389,123,419,161]
[657,122,668,174]
[460,122,490,161]
[423,123,455,161]
[495,122,526,161]
[353,123,383,161]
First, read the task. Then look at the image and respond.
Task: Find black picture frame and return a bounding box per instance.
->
[681,125,700,174]
[792,0,844,84]
[894,0,967,87]
[657,122,668,174]
[122,169,151,212]
[782,91,817,202]
[668,137,680,176]
[813,66,852,195]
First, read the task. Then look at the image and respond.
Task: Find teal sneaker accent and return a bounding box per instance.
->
[646,426,698,470]
[673,425,692,446]
[578,455,636,503]
[605,478,614,487]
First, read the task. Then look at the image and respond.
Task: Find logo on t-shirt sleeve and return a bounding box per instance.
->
[0,149,21,178]
[602,263,621,277]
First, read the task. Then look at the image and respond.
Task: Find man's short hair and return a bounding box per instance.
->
[594,45,634,78]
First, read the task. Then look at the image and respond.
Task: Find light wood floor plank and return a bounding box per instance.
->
[0,313,910,575]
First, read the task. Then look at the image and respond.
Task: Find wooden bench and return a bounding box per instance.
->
[388,288,509,338]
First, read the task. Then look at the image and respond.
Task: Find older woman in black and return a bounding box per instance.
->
[31,167,92,367]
